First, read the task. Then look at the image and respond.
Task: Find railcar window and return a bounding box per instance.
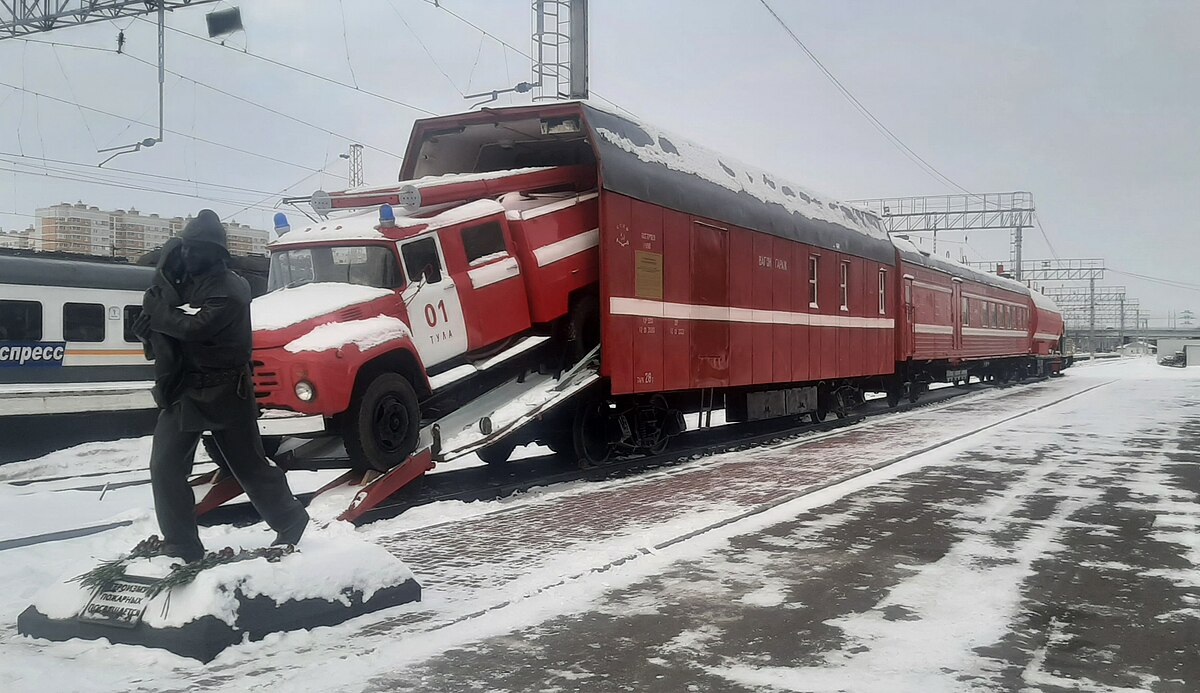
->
[962,297,969,326]
[401,238,443,284]
[991,304,998,329]
[63,303,105,342]
[808,256,819,307]
[0,299,42,340]
[462,221,508,265]
[878,269,887,314]
[123,306,143,342]
[839,262,849,311]
[982,302,990,328]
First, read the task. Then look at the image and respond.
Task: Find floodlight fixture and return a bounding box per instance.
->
[206,7,243,38]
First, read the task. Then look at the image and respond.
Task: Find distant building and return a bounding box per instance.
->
[34,203,268,260]
[0,226,35,250]
[1117,341,1155,356]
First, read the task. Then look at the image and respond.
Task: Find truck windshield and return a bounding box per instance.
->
[268,245,402,291]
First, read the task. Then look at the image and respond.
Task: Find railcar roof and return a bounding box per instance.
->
[400,102,897,266]
[892,236,1038,295]
[0,254,153,291]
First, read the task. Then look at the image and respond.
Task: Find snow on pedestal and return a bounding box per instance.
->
[17,522,421,662]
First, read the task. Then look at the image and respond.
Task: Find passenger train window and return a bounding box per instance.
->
[63,303,105,342]
[962,297,969,326]
[0,299,42,340]
[839,261,849,311]
[401,237,443,284]
[461,221,507,265]
[982,302,990,328]
[808,256,819,307]
[123,306,143,343]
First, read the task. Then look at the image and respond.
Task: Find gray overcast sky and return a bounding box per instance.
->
[1,0,1197,322]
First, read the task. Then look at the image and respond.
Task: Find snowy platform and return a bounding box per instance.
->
[16,524,421,663]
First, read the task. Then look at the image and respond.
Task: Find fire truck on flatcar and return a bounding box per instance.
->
[243,102,1066,478]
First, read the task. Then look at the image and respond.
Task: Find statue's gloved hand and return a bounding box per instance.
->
[131,312,152,341]
[143,285,168,317]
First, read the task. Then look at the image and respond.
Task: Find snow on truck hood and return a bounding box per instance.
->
[251,283,395,331]
[284,316,412,354]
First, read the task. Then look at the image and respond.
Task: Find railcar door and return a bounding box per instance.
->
[951,278,963,352]
[399,235,468,368]
[902,275,915,356]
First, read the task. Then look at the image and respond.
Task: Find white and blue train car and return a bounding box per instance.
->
[1,255,156,413]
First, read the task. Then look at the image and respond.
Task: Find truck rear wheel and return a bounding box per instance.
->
[343,372,420,472]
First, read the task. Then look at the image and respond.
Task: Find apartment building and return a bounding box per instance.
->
[33,203,268,260]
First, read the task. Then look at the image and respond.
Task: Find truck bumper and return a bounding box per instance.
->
[258,409,326,436]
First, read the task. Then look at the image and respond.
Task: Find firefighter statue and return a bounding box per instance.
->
[132,209,308,562]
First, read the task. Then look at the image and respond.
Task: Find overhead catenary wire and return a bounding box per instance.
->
[756,0,976,198]
[0,81,329,174]
[19,38,406,161]
[133,15,439,117]
[387,0,465,96]
[0,164,300,213]
[0,151,298,198]
[1108,268,1200,293]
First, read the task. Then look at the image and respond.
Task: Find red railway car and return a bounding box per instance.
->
[889,236,1065,400]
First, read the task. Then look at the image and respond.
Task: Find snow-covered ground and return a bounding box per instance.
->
[1,357,1195,692]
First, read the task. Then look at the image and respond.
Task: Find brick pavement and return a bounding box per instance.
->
[358,379,1091,635]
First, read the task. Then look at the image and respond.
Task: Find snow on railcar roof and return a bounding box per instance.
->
[1029,287,1061,313]
[891,235,1036,296]
[585,105,887,243]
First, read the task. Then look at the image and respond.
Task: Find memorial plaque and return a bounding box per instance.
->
[76,576,157,629]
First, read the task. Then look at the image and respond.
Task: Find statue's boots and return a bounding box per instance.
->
[272,508,309,548]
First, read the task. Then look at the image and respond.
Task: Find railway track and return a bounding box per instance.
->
[0,377,1046,548]
[193,378,1036,527]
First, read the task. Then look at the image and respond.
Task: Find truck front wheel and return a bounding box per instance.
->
[343,372,420,472]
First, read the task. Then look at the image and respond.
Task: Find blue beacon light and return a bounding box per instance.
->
[273,212,290,236]
[378,203,396,228]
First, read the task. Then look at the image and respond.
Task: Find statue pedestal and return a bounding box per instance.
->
[16,526,421,662]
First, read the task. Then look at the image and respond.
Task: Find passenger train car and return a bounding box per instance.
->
[892,236,1065,397]
[0,254,155,385]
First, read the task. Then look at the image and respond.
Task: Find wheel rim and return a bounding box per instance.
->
[372,394,410,453]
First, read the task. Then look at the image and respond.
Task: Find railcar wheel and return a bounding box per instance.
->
[477,439,518,465]
[343,372,420,472]
[646,394,673,454]
[885,384,902,408]
[907,382,921,403]
[573,395,614,467]
[810,385,830,423]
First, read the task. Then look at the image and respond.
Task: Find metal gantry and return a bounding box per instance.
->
[967,258,1105,283]
[0,1,219,40]
[851,192,1034,279]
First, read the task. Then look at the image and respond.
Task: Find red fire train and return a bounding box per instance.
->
[248,102,1065,472]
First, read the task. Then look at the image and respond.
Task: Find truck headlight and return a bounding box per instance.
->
[294,380,316,402]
